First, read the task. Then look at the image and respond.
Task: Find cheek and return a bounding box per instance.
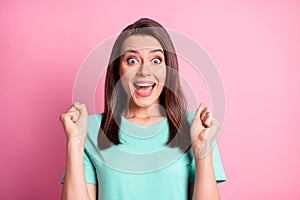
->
[119,63,138,78]
[120,76,130,92]
[119,63,127,77]
[119,65,137,93]
[154,67,167,84]
[119,65,129,90]
[119,63,132,82]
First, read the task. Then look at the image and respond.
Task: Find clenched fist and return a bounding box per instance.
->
[60,102,88,145]
[190,103,220,160]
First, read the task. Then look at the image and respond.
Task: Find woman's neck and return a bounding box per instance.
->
[122,100,166,126]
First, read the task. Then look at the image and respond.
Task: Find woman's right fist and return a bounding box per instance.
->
[60,102,88,145]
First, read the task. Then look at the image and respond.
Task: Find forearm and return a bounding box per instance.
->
[61,138,90,200]
[192,152,220,200]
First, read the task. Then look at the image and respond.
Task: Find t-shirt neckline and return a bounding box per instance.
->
[119,115,168,139]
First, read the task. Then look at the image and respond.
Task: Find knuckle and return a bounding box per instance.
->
[60,114,66,121]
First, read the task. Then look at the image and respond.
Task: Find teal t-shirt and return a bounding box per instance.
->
[62,112,226,200]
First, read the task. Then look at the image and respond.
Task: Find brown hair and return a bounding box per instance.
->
[99,18,191,152]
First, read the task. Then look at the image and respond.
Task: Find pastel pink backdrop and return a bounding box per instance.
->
[1,0,299,199]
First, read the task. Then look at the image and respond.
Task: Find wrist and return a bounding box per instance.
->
[192,140,213,159]
[194,150,212,163]
[66,136,85,150]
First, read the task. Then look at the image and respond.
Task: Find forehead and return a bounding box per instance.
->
[121,35,163,54]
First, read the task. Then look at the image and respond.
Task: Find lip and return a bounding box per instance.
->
[133,80,157,97]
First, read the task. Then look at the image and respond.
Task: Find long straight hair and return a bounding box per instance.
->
[99,18,191,152]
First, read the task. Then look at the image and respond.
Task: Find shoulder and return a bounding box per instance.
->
[87,113,103,132]
[88,113,103,125]
[85,113,103,147]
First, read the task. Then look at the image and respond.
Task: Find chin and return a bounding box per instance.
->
[133,98,157,108]
[130,94,160,108]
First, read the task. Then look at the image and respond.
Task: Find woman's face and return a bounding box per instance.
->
[119,35,167,109]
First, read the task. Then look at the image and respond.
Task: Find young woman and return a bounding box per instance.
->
[60,18,226,200]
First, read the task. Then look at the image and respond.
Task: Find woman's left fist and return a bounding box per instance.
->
[190,103,220,160]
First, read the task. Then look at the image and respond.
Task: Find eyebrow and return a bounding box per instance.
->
[123,49,164,55]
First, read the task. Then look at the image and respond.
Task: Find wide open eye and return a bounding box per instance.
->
[127,58,139,65]
[151,57,162,64]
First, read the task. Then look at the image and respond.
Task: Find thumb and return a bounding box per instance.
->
[60,112,74,124]
[73,102,88,117]
[192,103,205,124]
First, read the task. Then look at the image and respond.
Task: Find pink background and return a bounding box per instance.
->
[1,0,300,199]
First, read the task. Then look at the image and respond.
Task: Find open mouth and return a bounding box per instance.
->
[133,81,156,97]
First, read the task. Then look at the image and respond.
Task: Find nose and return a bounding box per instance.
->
[137,63,152,76]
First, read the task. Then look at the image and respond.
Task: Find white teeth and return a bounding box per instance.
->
[134,83,155,87]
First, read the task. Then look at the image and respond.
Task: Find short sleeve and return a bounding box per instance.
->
[61,114,102,185]
[188,140,227,183]
[186,111,226,184]
[60,149,97,184]
[83,149,98,184]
